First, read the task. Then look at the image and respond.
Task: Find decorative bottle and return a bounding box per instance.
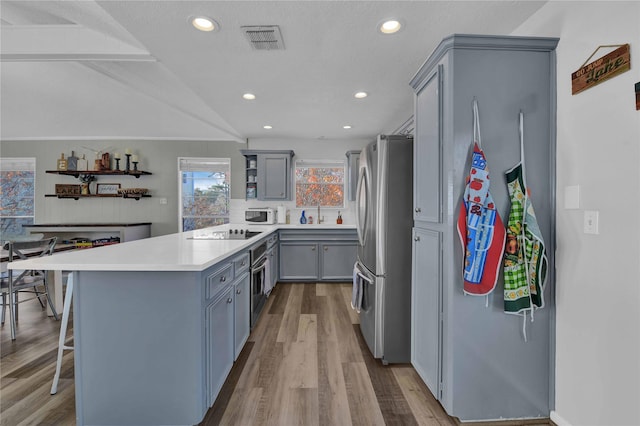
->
[56,153,68,171]
[300,210,307,224]
[337,211,343,224]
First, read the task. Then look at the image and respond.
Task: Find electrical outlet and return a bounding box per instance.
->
[583,210,599,234]
[159,198,168,205]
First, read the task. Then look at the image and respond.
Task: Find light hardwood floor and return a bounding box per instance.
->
[1,282,552,426]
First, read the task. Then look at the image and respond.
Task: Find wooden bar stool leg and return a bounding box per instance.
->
[51,273,74,395]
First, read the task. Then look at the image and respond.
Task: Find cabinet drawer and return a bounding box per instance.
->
[206,263,234,300]
[233,253,250,276]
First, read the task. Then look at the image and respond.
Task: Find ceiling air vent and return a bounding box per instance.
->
[241,25,285,51]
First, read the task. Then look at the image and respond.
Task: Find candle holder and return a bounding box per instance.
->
[114,158,121,171]
[133,161,139,172]
[125,154,131,173]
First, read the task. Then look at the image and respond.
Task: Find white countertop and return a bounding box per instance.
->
[7,223,356,272]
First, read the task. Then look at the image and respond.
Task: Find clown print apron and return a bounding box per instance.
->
[457,100,506,297]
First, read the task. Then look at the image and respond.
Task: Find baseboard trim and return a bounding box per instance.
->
[550,410,571,426]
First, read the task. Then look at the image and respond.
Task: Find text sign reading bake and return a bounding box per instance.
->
[572,44,631,95]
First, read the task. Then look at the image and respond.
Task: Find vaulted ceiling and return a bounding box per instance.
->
[1,1,546,142]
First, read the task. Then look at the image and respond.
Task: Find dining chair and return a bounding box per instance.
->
[1,237,59,340]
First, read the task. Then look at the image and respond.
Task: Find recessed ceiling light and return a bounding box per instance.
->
[243,93,256,100]
[354,92,368,99]
[343,125,352,129]
[263,125,273,130]
[191,16,219,32]
[379,19,402,34]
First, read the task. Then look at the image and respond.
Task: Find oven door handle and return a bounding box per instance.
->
[251,258,268,274]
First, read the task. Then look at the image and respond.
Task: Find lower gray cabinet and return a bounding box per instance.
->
[279,229,358,282]
[320,242,357,280]
[279,242,319,280]
[411,227,441,398]
[206,286,234,407]
[233,271,250,360]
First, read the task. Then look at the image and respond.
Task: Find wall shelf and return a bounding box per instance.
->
[46,170,152,178]
[45,194,151,200]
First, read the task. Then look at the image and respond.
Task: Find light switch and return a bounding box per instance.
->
[159,198,168,205]
[564,185,580,209]
[584,210,599,234]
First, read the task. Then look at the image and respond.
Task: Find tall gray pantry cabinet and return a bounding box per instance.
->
[410,34,558,421]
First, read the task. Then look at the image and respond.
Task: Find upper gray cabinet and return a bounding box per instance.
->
[241,150,295,201]
[345,150,361,201]
[413,67,442,223]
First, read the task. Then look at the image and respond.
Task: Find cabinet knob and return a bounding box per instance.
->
[311,246,316,251]
[415,207,422,213]
[241,260,246,266]
[414,236,420,242]
[280,192,284,196]
[324,246,328,251]
[227,298,233,304]
[236,289,241,295]
[220,276,226,282]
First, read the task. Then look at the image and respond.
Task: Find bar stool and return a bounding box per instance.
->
[50,272,73,395]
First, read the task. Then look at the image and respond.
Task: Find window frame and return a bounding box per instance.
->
[178,157,231,232]
[294,159,346,209]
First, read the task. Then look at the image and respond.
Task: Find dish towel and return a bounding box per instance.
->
[457,99,506,297]
[503,111,548,341]
[263,257,274,297]
[351,263,362,312]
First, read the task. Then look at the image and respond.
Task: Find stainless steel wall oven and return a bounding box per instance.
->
[250,240,268,328]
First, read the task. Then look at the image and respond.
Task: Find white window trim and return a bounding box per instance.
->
[178,157,231,231]
[294,159,346,209]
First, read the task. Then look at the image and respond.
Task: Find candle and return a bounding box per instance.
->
[114,152,121,159]
[131,155,139,162]
[125,148,132,155]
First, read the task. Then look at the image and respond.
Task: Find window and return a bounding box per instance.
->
[0,158,36,238]
[295,160,345,208]
[178,158,230,232]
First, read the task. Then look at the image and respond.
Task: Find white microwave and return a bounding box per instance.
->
[245,208,276,224]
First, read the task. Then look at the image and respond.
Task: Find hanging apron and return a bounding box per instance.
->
[457,100,506,296]
[503,112,548,338]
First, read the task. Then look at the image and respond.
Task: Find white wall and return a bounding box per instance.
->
[0,137,370,235]
[513,2,640,425]
[1,139,247,237]
[236,137,371,225]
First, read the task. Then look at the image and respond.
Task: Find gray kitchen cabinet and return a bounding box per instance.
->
[205,285,234,408]
[345,150,361,201]
[279,229,357,281]
[410,34,558,421]
[279,241,319,281]
[241,150,295,201]
[320,242,357,280]
[232,271,250,360]
[411,227,441,398]
[413,66,442,224]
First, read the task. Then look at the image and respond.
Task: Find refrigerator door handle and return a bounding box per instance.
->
[355,166,368,247]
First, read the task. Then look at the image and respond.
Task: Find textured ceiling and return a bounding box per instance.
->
[0,1,546,142]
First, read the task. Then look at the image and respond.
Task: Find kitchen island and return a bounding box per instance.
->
[8,223,354,425]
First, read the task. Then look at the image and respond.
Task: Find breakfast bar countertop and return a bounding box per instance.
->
[7,223,355,272]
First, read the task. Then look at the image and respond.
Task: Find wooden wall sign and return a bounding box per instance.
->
[572,44,631,95]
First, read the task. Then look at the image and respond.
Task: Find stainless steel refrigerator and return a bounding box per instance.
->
[355,134,413,364]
